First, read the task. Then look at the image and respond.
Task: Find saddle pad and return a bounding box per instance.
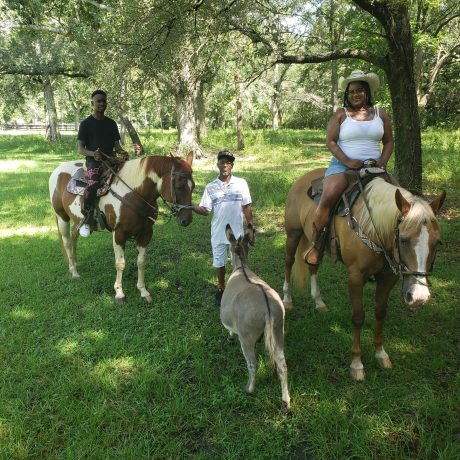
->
[66,168,110,197]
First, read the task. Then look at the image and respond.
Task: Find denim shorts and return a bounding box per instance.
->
[325,156,349,177]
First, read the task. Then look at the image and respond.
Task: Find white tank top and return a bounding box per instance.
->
[337,107,384,161]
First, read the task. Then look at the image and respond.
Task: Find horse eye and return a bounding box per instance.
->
[400,238,410,245]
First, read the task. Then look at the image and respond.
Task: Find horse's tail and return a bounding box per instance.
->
[292,234,310,290]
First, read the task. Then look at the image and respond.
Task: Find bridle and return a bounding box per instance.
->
[162,163,194,219]
[357,176,435,284]
[392,216,435,286]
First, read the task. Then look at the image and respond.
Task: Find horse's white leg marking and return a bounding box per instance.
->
[282,280,293,309]
[113,234,126,303]
[136,245,152,302]
[350,358,365,381]
[310,273,328,312]
[57,216,79,278]
[375,347,392,369]
[409,225,431,304]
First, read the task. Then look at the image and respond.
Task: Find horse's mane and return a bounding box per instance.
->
[116,155,187,188]
[353,178,436,248]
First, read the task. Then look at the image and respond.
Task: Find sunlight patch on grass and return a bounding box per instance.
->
[0,159,38,171]
[58,339,79,355]
[152,278,170,289]
[57,330,106,356]
[0,226,54,238]
[10,308,35,320]
[92,357,138,386]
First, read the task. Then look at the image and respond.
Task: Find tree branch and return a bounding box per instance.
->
[276,49,387,70]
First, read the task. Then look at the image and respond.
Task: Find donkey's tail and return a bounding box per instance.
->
[264,313,278,369]
[292,234,310,290]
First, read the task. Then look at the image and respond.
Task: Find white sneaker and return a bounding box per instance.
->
[79,223,91,237]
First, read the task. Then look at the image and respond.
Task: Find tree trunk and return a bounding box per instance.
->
[272,64,280,130]
[235,73,244,150]
[66,88,81,130]
[120,116,144,155]
[43,76,60,142]
[195,80,207,141]
[174,62,204,159]
[380,7,423,192]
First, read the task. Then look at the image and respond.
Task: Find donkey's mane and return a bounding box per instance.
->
[353,178,434,248]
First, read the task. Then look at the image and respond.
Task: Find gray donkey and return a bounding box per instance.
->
[220,224,291,412]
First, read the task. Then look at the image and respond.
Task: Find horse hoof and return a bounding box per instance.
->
[316,305,329,313]
[377,357,393,369]
[115,297,125,305]
[245,385,255,395]
[283,301,293,310]
[143,295,153,303]
[70,272,80,279]
[350,368,365,381]
[281,401,290,414]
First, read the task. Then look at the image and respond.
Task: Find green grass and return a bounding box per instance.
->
[0,129,459,459]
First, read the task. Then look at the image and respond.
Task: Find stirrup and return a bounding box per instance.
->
[303,246,321,265]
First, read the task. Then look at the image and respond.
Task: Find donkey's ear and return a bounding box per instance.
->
[186,150,194,166]
[245,224,255,246]
[225,224,236,243]
[430,190,446,215]
[395,189,411,216]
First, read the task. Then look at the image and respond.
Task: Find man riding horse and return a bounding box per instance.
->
[77,89,129,237]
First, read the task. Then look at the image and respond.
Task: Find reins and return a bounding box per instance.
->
[355,175,432,282]
[100,153,193,223]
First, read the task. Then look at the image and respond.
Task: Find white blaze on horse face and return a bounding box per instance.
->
[414,225,430,272]
[404,225,431,305]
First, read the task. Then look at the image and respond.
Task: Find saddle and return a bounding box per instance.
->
[308,166,393,263]
[66,167,114,197]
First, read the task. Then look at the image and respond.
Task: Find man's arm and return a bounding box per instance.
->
[192,204,210,216]
[78,140,102,160]
[242,203,253,226]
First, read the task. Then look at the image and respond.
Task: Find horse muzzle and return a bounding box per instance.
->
[402,276,431,306]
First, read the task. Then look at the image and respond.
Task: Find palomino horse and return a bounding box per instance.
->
[49,153,195,303]
[221,224,290,412]
[283,168,445,380]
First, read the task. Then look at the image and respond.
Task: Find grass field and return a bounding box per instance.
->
[0,129,459,459]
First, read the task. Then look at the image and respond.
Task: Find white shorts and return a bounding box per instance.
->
[212,243,230,268]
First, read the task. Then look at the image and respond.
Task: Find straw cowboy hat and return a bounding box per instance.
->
[338,70,380,95]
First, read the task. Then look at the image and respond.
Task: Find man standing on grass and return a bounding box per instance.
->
[193,150,254,307]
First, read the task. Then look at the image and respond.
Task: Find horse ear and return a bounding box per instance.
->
[395,189,411,216]
[429,190,446,215]
[186,151,194,166]
[225,224,236,243]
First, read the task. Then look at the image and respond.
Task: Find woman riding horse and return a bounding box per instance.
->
[306,70,394,265]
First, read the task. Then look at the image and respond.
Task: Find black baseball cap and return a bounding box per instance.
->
[217,150,235,162]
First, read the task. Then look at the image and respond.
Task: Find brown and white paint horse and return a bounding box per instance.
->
[283,169,445,380]
[49,153,195,303]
